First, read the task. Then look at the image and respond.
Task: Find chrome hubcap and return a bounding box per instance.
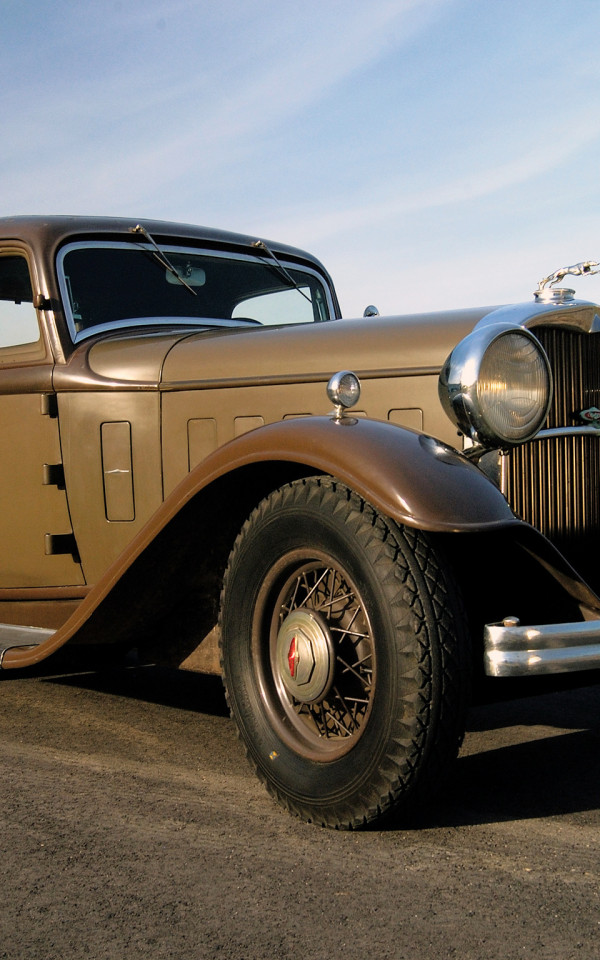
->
[276,608,335,703]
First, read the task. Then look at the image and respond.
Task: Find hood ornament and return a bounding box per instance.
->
[535,260,600,303]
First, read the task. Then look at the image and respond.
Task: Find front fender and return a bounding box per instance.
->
[186,414,516,533]
[2,416,516,669]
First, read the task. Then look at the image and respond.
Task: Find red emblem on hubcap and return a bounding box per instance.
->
[287,636,298,678]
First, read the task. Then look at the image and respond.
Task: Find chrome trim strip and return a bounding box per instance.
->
[477,298,600,334]
[484,619,600,677]
[161,365,441,393]
[535,426,600,440]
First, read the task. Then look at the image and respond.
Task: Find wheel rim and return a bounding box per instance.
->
[254,551,376,761]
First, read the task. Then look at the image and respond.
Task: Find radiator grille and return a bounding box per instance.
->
[503,327,600,580]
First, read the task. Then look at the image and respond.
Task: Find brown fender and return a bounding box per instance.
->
[181,414,516,532]
[2,416,516,669]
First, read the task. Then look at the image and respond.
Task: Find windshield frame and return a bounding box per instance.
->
[57,240,336,344]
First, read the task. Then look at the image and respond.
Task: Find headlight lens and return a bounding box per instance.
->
[477,332,550,442]
[439,325,552,447]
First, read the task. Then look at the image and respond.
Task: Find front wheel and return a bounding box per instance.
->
[220,477,470,829]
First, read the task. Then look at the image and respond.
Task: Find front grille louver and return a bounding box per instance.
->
[503,327,600,584]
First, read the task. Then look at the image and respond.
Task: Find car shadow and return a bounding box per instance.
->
[6,652,600,827]
[415,680,600,829]
[4,651,230,719]
[434,727,599,827]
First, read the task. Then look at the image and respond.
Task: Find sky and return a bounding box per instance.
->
[3,0,600,317]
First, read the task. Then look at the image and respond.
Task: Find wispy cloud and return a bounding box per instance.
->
[3,0,600,322]
[0,0,458,212]
[259,113,600,247]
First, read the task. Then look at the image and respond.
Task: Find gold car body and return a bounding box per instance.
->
[0,216,598,682]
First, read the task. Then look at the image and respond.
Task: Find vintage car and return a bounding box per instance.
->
[1,215,599,828]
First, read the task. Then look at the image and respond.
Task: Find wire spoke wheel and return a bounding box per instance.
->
[220,477,470,829]
[260,555,375,760]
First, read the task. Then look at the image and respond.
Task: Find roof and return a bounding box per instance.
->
[0,215,327,271]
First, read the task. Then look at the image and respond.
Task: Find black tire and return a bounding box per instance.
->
[219,477,470,829]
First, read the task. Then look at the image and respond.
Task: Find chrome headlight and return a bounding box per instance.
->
[439,323,552,447]
[327,370,361,420]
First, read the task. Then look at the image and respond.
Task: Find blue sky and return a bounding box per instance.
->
[3,0,600,316]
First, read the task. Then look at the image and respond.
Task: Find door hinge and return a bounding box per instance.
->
[40,393,58,418]
[43,463,65,488]
[44,533,79,561]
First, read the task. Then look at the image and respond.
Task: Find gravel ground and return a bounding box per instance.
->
[1,658,599,960]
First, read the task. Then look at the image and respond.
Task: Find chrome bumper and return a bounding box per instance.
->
[484,617,600,677]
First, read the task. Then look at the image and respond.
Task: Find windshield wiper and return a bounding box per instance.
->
[130,224,197,297]
[252,239,312,305]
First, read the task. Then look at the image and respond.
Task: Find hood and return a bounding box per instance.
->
[160,307,495,388]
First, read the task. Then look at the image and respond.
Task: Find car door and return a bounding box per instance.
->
[0,247,84,589]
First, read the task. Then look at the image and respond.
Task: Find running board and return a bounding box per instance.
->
[0,623,55,666]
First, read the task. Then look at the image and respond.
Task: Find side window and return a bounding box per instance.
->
[0,256,40,349]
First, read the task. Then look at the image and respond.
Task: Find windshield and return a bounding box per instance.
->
[58,241,333,342]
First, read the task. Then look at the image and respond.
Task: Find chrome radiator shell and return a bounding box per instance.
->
[503,327,600,584]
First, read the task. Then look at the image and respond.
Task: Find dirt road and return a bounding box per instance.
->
[1,657,598,960]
